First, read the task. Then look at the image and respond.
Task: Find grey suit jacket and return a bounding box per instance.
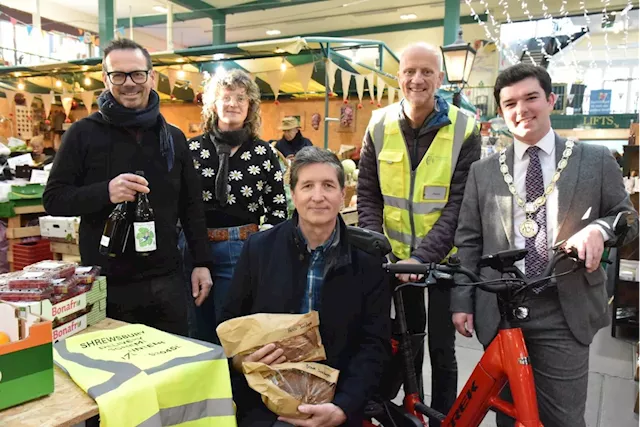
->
[451,134,638,346]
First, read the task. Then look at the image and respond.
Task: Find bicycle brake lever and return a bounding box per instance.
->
[552,240,566,251]
[424,270,453,286]
[424,271,437,285]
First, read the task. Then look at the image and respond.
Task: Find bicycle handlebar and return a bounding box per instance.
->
[383,249,581,294]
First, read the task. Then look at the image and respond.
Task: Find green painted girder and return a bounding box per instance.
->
[221,0,326,15]
[98,0,115,52]
[187,15,487,48]
[117,0,326,28]
[171,0,224,19]
[0,79,50,94]
[267,15,485,40]
[117,3,484,31]
[116,12,205,28]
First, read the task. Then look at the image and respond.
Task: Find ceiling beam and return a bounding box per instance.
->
[220,0,326,15]
[116,12,203,28]
[221,14,487,45]
[169,0,223,19]
[116,0,327,28]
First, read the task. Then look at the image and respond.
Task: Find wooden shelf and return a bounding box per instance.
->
[0,204,48,271]
[13,205,46,215]
[50,241,80,256]
[5,225,41,239]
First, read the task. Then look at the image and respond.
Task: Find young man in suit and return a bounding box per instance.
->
[451,63,638,427]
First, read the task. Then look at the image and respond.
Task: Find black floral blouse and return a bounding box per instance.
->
[187,133,288,227]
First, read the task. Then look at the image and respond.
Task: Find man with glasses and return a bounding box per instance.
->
[44,38,213,336]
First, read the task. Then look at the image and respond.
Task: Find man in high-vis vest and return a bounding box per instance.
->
[357,42,481,424]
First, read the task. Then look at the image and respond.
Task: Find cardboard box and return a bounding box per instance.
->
[87,299,106,327]
[85,276,107,305]
[14,291,88,322]
[39,216,80,244]
[12,277,105,341]
[52,314,87,342]
[0,302,54,410]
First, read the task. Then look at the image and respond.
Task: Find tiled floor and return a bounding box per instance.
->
[413,324,639,427]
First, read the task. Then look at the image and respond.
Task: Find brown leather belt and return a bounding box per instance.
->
[207,224,258,242]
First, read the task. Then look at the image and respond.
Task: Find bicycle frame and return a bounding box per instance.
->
[374,273,546,427]
[373,293,542,427]
[441,328,542,427]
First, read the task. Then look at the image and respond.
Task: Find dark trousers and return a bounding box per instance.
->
[107,271,190,336]
[495,291,589,427]
[402,284,458,425]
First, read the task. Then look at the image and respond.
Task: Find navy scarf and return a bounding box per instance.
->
[97,90,174,171]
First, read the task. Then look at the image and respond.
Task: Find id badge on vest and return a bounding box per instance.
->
[423,185,448,201]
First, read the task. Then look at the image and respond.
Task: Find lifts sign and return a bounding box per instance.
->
[447,380,479,427]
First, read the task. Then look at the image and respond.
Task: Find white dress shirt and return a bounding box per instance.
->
[512,128,558,274]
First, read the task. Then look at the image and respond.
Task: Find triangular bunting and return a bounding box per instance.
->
[366,73,375,103]
[189,71,204,91]
[264,70,284,101]
[341,69,352,102]
[61,96,74,120]
[166,69,178,95]
[388,87,396,105]
[23,92,35,108]
[80,91,95,115]
[326,60,338,94]
[3,90,16,106]
[41,92,54,119]
[355,74,365,105]
[376,76,386,106]
[294,63,314,93]
[153,70,161,91]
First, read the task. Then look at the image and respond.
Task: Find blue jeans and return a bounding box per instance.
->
[179,228,245,344]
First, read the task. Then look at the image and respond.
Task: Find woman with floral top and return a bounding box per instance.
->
[183,69,287,343]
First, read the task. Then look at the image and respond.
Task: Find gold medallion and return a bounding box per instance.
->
[519,218,539,238]
[498,140,576,230]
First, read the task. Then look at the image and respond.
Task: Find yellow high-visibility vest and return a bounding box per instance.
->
[368,102,477,260]
[53,324,236,427]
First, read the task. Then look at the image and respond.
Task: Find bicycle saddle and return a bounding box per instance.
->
[346,226,392,257]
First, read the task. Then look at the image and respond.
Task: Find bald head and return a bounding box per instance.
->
[400,43,442,72]
[398,42,444,113]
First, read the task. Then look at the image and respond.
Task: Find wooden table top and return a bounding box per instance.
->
[0,318,126,427]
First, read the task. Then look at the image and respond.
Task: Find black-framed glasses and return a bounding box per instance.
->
[106,70,151,85]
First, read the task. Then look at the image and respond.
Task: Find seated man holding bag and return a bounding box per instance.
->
[219,146,391,427]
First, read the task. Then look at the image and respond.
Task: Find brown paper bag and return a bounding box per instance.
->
[243,361,340,419]
[216,312,326,362]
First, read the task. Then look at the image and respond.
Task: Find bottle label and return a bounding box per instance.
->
[134,221,157,252]
[100,235,110,248]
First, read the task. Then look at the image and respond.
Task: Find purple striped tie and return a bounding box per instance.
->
[524,146,548,285]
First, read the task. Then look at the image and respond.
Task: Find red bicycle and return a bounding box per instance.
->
[348,211,632,427]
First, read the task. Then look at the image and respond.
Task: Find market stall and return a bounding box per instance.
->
[0,36,476,150]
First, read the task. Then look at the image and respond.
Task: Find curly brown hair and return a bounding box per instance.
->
[201,69,261,138]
